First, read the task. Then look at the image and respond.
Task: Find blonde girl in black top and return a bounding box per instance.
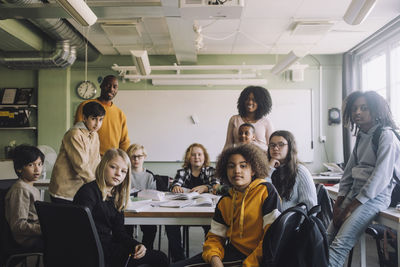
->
[73,149,168,267]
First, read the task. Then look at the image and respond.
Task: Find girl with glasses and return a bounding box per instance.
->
[266,130,317,211]
[224,86,274,151]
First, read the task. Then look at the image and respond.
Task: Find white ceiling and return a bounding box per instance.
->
[63,0,400,62]
[1,0,399,64]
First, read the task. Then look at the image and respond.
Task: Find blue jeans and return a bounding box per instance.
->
[327,193,390,267]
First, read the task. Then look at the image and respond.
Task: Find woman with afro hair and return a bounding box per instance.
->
[224,86,274,151]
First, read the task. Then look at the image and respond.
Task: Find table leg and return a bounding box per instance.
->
[397,224,400,267]
[359,233,366,267]
[40,189,45,201]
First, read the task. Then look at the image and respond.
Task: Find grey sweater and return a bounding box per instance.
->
[131,169,157,191]
[267,164,317,211]
[339,125,400,205]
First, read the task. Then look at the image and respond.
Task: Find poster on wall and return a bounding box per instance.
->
[1,88,17,104]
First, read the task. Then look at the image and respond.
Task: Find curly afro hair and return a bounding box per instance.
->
[216,144,269,186]
[237,86,272,120]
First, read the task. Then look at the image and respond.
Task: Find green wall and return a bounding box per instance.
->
[0,53,343,177]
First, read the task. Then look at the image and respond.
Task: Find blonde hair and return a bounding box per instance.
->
[127,143,147,158]
[95,149,131,211]
[182,143,210,168]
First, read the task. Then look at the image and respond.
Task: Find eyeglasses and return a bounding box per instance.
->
[131,155,144,160]
[268,142,288,149]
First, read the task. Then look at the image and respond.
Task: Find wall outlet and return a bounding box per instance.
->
[319,136,326,143]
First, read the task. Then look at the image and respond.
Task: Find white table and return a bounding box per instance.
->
[34,179,50,200]
[125,205,214,225]
[327,185,400,267]
[125,205,215,257]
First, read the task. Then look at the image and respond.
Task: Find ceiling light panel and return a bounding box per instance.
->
[292,22,335,36]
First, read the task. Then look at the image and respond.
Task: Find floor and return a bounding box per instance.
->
[142,226,382,267]
[24,225,382,267]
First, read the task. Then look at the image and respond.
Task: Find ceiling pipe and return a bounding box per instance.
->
[0,40,76,69]
[31,18,99,62]
[3,0,100,61]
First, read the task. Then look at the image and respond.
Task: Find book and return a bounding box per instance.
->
[157,200,194,208]
[190,197,214,207]
[166,191,200,200]
[154,194,221,208]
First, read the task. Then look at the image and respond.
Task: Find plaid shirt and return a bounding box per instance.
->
[170,166,219,191]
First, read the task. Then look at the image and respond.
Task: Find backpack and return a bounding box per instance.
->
[315,183,334,229]
[371,127,400,207]
[261,203,329,267]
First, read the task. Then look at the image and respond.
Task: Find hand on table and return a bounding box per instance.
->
[172,186,184,193]
[190,185,208,194]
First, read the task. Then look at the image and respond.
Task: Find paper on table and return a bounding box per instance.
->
[138,189,166,201]
[127,198,152,212]
[323,163,344,174]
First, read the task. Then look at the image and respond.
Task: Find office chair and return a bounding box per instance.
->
[34,201,105,267]
[0,187,42,267]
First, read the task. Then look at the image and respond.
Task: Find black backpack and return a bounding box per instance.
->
[315,183,334,229]
[370,127,400,207]
[261,203,329,267]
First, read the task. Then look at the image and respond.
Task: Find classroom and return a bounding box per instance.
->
[0,0,399,267]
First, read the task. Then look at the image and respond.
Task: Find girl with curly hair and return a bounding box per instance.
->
[266,130,317,211]
[171,144,281,267]
[328,91,400,266]
[224,86,274,151]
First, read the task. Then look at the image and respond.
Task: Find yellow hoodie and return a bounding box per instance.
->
[202,179,281,266]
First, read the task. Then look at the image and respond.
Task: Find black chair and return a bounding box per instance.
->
[154,175,172,253]
[0,187,42,267]
[347,224,388,267]
[34,201,105,267]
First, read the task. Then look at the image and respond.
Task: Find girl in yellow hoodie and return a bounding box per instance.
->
[171,144,281,267]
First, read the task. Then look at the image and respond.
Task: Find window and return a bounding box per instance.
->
[361,52,386,98]
[391,43,400,124]
[359,39,400,126]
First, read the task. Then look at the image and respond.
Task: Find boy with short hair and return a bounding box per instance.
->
[238,123,256,145]
[5,145,45,250]
[126,143,157,249]
[49,101,105,203]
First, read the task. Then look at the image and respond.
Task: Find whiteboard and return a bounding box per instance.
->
[114,89,313,162]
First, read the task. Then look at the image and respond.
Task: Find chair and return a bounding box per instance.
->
[347,224,388,267]
[0,187,42,267]
[34,201,105,267]
[154,175,173,256]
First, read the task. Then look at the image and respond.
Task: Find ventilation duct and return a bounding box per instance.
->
[4,0,100,61]
[0,40,76,69]
[31,19,99,61]
[3,0,43,5]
